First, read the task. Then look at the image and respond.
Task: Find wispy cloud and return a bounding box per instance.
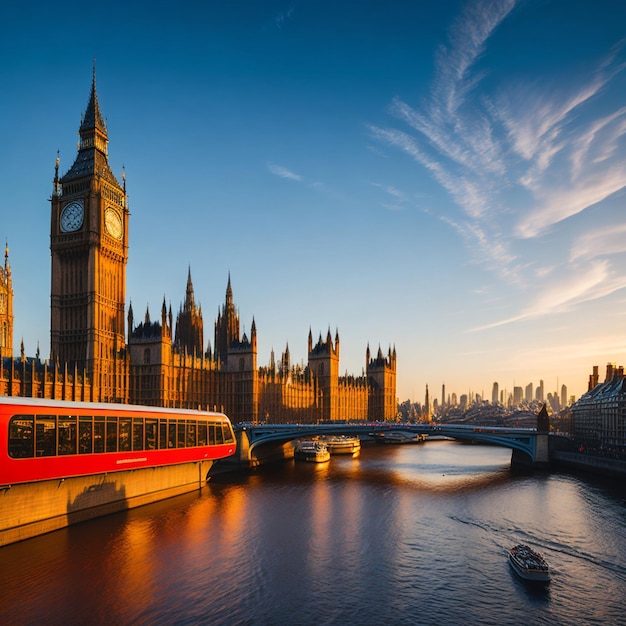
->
[432,0,516,117]
[369,0,519,286]
[570,223,626,262]
[371,182,408,210]
[370,0,626,327]
[274,4,296,29]
[472,260,626,331]
[516,168,626,238]
[499,51,626,238]
[267,162,302,181]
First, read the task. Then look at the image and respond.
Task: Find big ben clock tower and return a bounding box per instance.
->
[50,69,129,402]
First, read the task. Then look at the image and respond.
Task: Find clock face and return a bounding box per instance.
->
[104,208,123,240]
[60,200,84,233]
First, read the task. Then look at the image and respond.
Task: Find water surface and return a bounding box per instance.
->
[1,440,624,625]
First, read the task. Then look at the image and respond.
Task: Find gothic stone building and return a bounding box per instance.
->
[0,74,397,423]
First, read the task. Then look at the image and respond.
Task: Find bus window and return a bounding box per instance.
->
[168,421,177,448]
[159,419,168,449]
[132,418,144,451]
[8,415,34,458]
[186,421,196,447]
[94,417,105,453]
[79,416,93,454]
[222,423,235,444]
[36,415,56,457]
[145,419,157,450]
[106,417,118,453]
[198,421,207,446]
[208,423,216,445]
[177,421,186,448]
[119,418,131,452]
[58,416,77,455]
[215,422,224,445]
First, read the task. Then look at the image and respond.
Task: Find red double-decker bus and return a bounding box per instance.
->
[1,396,236,485]
[1,396,238,545]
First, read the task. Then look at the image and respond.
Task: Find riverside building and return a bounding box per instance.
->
[571,363,625,457]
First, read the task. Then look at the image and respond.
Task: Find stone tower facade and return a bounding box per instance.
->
[308,329,340,421]
[49,69,129,402]
[366,344,398,421]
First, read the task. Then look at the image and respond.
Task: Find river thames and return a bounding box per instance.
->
[1,440,624,625]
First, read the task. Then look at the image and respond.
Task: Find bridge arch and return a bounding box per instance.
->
[227,423,549,471]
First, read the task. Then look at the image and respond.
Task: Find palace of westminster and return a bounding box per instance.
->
[0,74,397,423]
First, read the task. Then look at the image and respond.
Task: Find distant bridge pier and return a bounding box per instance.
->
[511,432,550,472]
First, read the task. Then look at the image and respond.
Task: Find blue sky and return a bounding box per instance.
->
[2,0,626,404]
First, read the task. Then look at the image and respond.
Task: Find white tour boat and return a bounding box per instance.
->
[508,544,551,583]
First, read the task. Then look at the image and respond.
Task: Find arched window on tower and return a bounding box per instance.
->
[239,357,245,371]
[144,348,151,365]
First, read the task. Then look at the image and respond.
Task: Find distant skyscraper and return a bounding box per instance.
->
[525,382,533,403]
[441,383,445,408]
[536,379,545,403]
[492,382,499,405]
[561,384,568,408]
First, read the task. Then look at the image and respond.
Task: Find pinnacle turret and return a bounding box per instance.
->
[185,266,195,310]
[80,66,107,136]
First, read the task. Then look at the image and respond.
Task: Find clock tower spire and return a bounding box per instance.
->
[50,70,129,402]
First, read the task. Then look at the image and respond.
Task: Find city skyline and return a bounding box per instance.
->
[2,1,626,405]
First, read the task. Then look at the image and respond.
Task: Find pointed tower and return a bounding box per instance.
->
[214,273,240,365]
[49,68,128,401]
[0,241,14,358]
[281,342,291,373]
[308,327,340,421]
[161,296,170,339]
[174,267,204,356]
[366,344,398,421]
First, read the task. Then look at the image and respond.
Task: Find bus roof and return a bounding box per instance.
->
[0,396,228,419]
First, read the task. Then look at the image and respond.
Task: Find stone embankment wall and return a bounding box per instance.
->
[551,451,626,478]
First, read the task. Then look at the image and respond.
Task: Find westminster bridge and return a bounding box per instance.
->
[222,422,573,472]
